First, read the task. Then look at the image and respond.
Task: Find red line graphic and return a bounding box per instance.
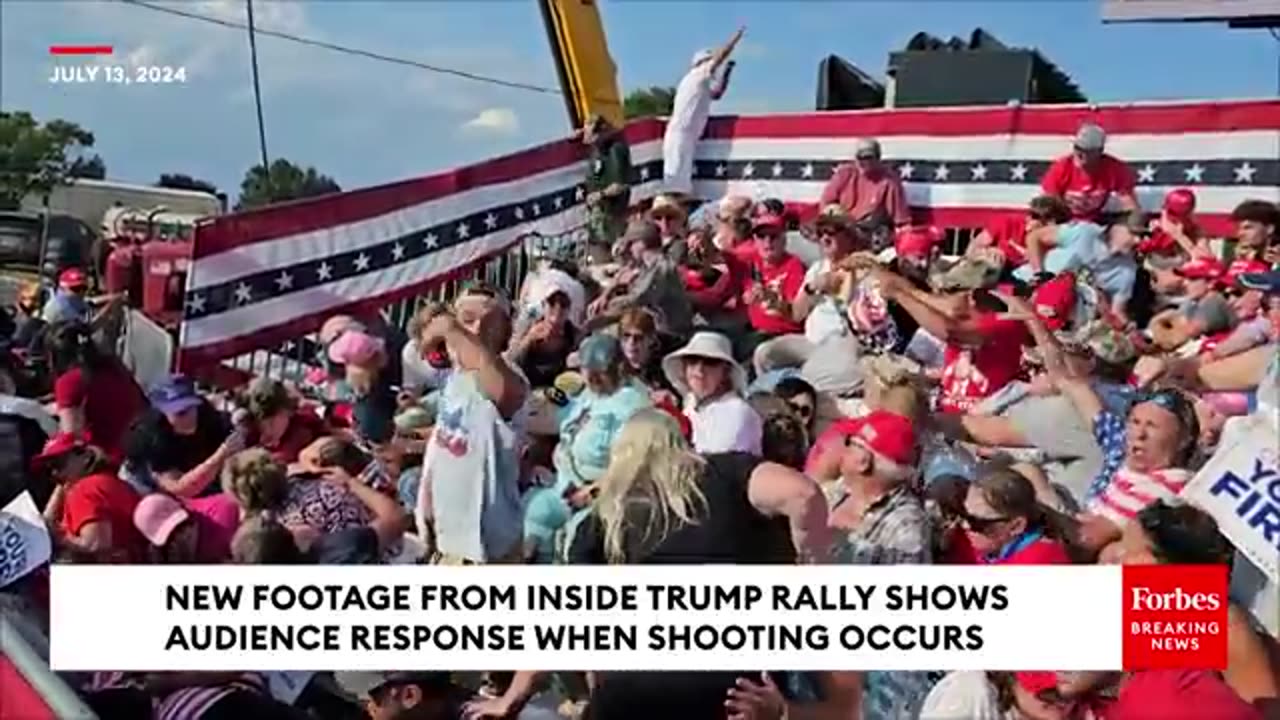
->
[49,45,113,56]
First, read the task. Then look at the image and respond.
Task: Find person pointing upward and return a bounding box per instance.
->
[662,26,745,198]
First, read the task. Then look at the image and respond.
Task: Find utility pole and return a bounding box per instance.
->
[246,0,272,199]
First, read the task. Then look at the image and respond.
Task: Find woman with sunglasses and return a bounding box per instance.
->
[962,466,1073,565]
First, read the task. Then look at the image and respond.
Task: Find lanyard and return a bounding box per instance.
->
[989,527,1044,563]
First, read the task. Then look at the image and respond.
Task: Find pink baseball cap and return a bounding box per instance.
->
[133,494,191,546]
[327,330,385,366]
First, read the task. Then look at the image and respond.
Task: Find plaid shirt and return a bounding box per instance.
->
[828,484,937,719]
[828,484,932,567]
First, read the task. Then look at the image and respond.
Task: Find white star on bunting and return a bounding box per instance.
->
[187,294,205,314]
[639,166,650,181]
[742,163,756,178]
[552,196,564,211]
[484,213,498,230]
[354,253,371,272]
[234,283,252,305]
[934,164,950,181]
[970,163,988,181]
[898,162,915,179]
[514,206,525,221]
[715,164,727,177]
[391,243,405,261]
[801,163,815,179]
[456,222,471,239]
[274,272,293,291]
[1137,165,1157,183]
[574,187,585,202]
[317,262,333,281]
[424,233,439,249]
[532,202,542,216]
[1233,163,1257,183]
[771,162,784,178]
[1010,163,1028,181]
[1183,163,1205,183]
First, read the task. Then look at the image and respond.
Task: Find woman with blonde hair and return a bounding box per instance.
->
[565,408,828,717]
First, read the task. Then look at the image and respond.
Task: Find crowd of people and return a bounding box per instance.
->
[2,87,1280,720]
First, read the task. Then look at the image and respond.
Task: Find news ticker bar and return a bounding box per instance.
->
[49,564,1226,672]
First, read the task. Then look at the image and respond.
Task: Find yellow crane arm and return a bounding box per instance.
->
[537,0,624,130]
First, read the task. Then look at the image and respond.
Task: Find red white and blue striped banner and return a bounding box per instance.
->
[179,98,1280,368]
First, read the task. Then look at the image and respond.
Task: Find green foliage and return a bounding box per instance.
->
[623,86,676,120]
[157,173,218,195]
[0,111,100,209]
[236,159,341,211]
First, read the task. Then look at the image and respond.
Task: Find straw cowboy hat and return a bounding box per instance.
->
[806,203,858,235]
[661,331,748,398]
[648,193,688,221]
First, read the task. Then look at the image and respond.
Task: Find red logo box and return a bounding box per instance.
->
[1122,564,1228,670]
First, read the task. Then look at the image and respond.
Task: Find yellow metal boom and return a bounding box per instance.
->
[537,0,624,130]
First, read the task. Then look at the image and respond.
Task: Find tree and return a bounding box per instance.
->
[624,86,676,120]
[157,173,218,195]
[69,155,106,180]
[235,159,341,211]
[0,111,100,209]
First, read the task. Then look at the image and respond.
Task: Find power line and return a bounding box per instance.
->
[245,0,271,178]
[116,0,565,97]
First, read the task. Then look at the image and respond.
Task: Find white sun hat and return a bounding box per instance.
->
[661,331,747,397]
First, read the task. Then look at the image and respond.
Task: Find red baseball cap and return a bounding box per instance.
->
[751,212,786,234]
[1225,259,1271,289]
[1162,188,1197,220]
[1031,273,1078,331]
[895,226,943,260]
[30,431,89,474]
[1175,257,1225,281]
[58,268,88,290]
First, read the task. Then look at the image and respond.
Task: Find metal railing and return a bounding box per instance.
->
[219,226,588,384]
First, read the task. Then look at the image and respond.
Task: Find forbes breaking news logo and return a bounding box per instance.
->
[1122,565,1228,670]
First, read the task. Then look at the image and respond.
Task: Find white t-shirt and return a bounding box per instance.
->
[662,62,715,194]
[417,362,529,562]
[685,393,762,455]
[799,260,849,346]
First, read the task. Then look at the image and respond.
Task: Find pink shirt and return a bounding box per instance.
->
[819,163,911,226]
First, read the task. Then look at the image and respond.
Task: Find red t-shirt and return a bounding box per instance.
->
[1040,154,1136,221]
[745,253,806,335]
[1000,537,1072,565]
[262,409,326,464]
[60,472,146,563]
[984,216,1029,267]
[53,363,146,459]
[1110,671,1261,720]
[938,313,1029,414]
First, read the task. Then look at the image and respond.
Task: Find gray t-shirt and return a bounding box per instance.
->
[1001,392,1104,504]
[623,257,693,336]
[1182,292,1236,335]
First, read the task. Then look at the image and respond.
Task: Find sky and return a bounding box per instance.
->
[2,0,1276,201]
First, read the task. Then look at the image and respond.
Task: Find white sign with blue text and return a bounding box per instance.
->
[1181,415,1280,582]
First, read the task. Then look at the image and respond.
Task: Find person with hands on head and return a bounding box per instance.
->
[416,284,530,566]
[662,25,744,196]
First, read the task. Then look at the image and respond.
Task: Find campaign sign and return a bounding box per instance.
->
[0,491,52,588]
[1180,416,1280,582]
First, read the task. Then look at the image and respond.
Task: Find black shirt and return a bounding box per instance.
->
[885,260,931,355]
[571,453,793,720]
[170,403,232,481]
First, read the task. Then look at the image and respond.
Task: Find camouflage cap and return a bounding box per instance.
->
[928,256,1003,292]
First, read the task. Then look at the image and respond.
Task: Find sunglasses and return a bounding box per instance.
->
[962,512,1011,533]
[786,400,814,419]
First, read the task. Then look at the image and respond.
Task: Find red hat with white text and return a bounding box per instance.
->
[832,410,916,480]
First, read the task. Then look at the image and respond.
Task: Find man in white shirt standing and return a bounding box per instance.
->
[661,26,744,197]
